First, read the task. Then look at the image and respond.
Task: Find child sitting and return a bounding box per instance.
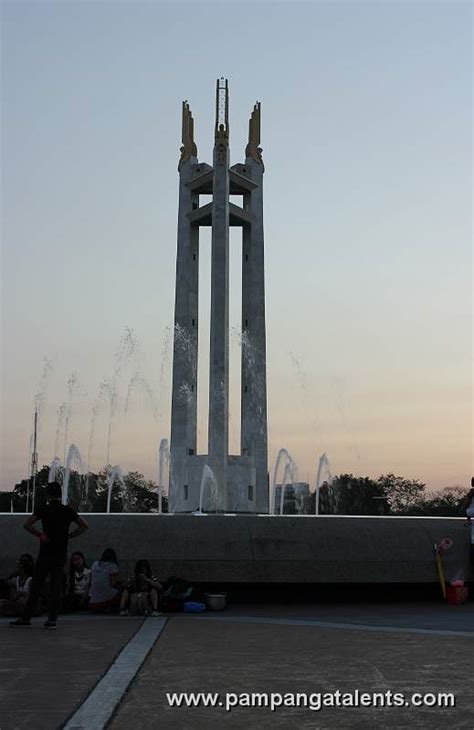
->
[0,554,35,617]
[120,560,162,617]
[65,551,91,611]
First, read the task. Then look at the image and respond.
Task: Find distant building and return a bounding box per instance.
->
[274,482,310,514]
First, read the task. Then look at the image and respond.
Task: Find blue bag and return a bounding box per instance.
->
[183,601,206,613]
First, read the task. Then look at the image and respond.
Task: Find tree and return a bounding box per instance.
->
[88,467,123,513]
[314,474,389,515]
[122,471,159,513]
[4,465,170,513]
[376,473,426,514]
[0,490,14,512]
[400,485,467,517]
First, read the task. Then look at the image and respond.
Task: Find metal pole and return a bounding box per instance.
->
[158,450,163,515]
[31,409,38,513]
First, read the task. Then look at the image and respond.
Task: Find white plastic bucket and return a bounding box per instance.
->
[204,593,226,611]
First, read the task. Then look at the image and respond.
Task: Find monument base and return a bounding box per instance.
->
[170,455,257,513]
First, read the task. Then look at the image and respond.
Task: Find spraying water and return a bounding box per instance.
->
[197,464,219,514]
[279,460,296,515]
[85,398,103,508]
[174,323,197,376]
[331,376,361,462]
[104,327,138,474]
[157,439,170,514]
[106,465,125,513]
[63,372,79,466]
[54,404,66,461]
[125,370,158,420]
[289,351,326,455]
[158,324,172,421]
[315,452,333,515]
[48,457,62,483]
[33,357,54,416]
[62,444,84,506]
[271,448,297,515]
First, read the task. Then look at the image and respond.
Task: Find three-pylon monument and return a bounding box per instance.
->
[169,78,268,513]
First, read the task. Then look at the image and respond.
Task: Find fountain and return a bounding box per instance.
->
[102,327,139,476]
[106,465,125,513]
[125,370,158,421]
[315,452,333,515]
[62,444,84,506]
[158,324,172,421]
[20,89,338,521]
[279,460,296,515]
[194,464,219,514]
[62,372,79,467]
[48,457,62,484]
[271,448,297,515]
[5,79,464,605]
[157,438,170,514]
[53,404,66,463]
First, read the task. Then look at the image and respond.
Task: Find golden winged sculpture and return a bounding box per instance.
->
[245,102,263,164]
[179,101,198,169]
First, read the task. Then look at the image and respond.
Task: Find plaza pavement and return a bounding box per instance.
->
[0,616,143,729]
[1,603,473,730]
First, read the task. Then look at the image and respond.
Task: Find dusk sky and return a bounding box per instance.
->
[1,1,471,495]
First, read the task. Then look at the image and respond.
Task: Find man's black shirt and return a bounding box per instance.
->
[35,501,79,561]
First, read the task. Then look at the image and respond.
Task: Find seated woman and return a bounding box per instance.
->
[65,551,91,611]
[119,559,162,617]
[0,554,35,617]
[88,548,122,613]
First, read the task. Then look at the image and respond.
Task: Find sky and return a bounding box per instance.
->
[1,1,472,495]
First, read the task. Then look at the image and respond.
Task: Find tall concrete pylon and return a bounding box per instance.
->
[169,79,268,513]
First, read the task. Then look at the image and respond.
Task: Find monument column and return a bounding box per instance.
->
[170,102,199,512]
[241,102,269,512]
[208,78,230,509]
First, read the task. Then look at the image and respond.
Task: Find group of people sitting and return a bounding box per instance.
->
[1,549,162,618]
[6,482,198,629]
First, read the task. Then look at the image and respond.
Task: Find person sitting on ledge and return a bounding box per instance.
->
[10,481,89,630]
[64,551,91,611]
[0,554,35,617]
[119,559,162,617]
[88,548,122,613]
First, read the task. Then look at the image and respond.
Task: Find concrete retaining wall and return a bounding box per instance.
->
[1,514,471,584]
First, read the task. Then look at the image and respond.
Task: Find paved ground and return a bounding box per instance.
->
[110,605,474,730]
[1,604,473,730]
[0,616,143,730]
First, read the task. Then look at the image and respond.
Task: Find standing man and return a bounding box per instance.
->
[10,481,89,629]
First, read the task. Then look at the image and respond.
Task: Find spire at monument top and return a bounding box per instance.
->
[215,77,229,137]
[179,100,197,169]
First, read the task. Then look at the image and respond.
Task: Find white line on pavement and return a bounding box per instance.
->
[176,614,474,637]
[64,617,167,730]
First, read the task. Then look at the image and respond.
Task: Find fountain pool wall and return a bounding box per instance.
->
[0,515,471,584]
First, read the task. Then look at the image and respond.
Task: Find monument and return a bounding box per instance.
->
[169,79,268,513]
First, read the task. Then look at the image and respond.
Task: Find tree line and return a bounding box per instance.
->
[2,465,166,513]
[0,467,468,516]
[306,473,467,516]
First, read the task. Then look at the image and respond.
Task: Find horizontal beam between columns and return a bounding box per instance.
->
[187,168,258,195]
[187,202,253,227]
